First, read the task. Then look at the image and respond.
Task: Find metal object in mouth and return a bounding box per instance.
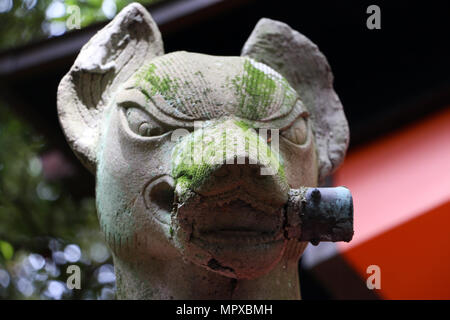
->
[285,186,354,245]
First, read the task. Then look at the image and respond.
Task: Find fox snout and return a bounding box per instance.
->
[171,119,289,206]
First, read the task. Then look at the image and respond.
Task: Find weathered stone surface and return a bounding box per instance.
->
[57,3,351,299]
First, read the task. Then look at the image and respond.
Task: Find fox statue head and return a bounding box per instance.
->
[57,3,349,299]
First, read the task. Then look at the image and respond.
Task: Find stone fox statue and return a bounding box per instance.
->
[57,3,351,299]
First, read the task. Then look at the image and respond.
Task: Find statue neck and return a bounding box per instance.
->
[113,240,306,300]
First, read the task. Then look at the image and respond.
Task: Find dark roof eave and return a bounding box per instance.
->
[0,0,254,79]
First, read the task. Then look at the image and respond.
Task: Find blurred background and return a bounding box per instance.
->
[0,0,448,299]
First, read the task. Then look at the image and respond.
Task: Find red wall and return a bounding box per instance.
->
[335,107,450,299]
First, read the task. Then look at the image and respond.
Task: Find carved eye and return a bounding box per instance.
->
[125,107,165,137]
[281,117,308,145]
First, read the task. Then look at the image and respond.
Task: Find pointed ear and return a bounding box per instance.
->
[242,18,349,182]
[57,3,164,173]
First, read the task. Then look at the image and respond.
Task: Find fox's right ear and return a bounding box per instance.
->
[57,3,164,173]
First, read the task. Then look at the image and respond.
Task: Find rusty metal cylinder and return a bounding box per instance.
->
[285,186,354,245]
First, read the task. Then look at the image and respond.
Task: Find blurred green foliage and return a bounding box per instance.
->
[0,0,161,51]
[0,103,116,299]
[0,0,165,299]
[0,0,163,299]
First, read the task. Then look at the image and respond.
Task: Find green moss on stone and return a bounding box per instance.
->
[234,119,252,131]
[232,59,277,119]
[171,120,287,197]
[231,58,299,120]
[134,63,180,104]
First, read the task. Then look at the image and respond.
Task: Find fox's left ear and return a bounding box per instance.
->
[242,18,349,182]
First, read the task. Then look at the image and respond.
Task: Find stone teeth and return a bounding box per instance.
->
[203,188,278,214]
[200,231,276,244]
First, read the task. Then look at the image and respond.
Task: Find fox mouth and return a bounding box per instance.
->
[198,229,281,244]
[176,186,285,247]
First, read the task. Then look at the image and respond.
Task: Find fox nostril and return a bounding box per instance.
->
[213,166,228,177]
[247,165,265,179]
[250,166,259,177]
[147,176,175,215]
